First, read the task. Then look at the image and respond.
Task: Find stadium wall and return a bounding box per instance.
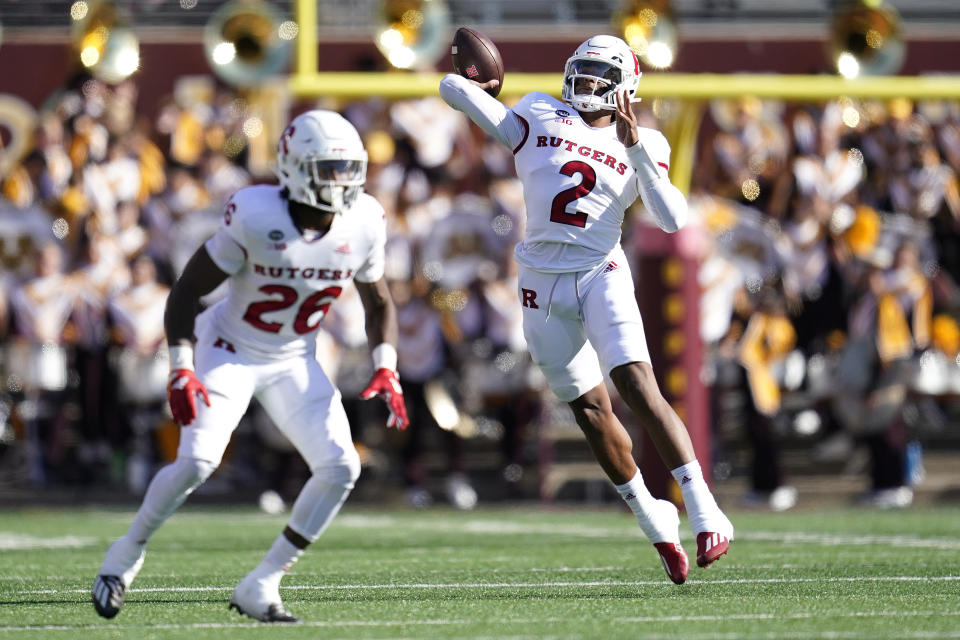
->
[3,37,960,120]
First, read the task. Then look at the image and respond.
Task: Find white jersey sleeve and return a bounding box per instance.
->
[204,195,248,274]
[439,74,527,152]
[628,130,671,181]
[626,130,688,233]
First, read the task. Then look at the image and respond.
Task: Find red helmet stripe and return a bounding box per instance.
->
[633,51,640,75]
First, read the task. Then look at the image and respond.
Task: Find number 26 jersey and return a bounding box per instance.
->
[203,184,386,359]
[510,91,672,273]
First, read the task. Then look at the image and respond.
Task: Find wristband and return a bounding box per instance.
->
[371,343,398,372]
[168,344,195,371]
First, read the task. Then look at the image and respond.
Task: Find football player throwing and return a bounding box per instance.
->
[440,35,733,583]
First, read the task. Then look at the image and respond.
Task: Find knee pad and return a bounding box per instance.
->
[170,456,218,493]
[311,455,361,490]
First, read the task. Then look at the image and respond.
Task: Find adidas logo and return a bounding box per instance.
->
[624,492,636,500]
[602,261,618,273]
[335,242,351,254]
[702,532,724,552]
[681,475,692,485]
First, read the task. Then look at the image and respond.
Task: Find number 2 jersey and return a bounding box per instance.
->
[510,91,671,273]
[438,74,676,274]
[202,184,386,359]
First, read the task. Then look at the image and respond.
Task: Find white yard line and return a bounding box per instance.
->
[17,574,960,595]
[334,515,960,550]
[1,610,959,634]
[15,512,960,551]
[0,534,96,550]
[745,531,960,550]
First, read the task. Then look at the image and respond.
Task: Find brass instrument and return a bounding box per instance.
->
[203,0,293,87]
[374,0,450,70]
[829,0,905,78]
[615,0,678,69]
[0,94,38,178]
[71,0,140,84]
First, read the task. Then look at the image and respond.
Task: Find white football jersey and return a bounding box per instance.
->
[203,184,386,359]
[510,92,672,273]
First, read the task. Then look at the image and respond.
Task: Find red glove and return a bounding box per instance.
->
[359,368,409,430]
[168,369,210,426]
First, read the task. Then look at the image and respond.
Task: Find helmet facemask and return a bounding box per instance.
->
[563,59,623,113]
[295,157,367,214]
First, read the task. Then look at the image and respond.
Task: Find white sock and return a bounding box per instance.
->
[100,459,214,586]
[615,470,679,544]
[252,534,305,591]
[670,460,732,538]
[265,535,305,572]
[614,469,658,516]
[247,470,354,587]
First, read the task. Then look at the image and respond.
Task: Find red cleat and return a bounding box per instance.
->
[696,532,730,567]
[654,542,689,584]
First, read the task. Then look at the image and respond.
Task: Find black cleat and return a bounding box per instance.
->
[92,575,126,619]
[229,600,301,623]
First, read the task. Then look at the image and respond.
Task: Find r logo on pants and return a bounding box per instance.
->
[521,288,539,309]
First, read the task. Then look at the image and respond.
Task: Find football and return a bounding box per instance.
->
[451,27,504,97]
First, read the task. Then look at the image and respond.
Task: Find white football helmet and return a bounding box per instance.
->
[274,110,368,214]
[561,35,642,113]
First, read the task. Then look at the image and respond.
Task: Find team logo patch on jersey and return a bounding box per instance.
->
[268,230,284,241]
[556,109,570,117]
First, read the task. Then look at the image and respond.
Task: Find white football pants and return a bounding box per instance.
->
[517,246,652,402]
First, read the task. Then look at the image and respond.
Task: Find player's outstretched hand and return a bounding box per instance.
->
[168,369,210,426]
[615,89,640,148]
[360,368,409,430]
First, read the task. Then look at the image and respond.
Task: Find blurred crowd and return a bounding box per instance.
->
[691,95,960,509]
[0,70,544,508]
[1,70,958,510]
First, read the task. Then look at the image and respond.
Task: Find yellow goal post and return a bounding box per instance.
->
[289,1,960,194]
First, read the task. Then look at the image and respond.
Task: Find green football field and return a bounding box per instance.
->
[1,505,959,639]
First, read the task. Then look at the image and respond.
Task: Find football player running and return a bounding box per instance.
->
[440,35,733,583]
[92,110,409,622]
